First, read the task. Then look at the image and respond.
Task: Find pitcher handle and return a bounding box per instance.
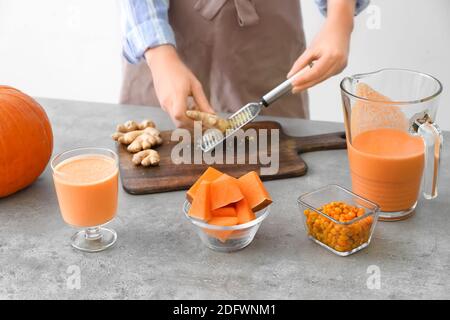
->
[417,122,443,199]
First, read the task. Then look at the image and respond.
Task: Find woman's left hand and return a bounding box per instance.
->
[287,0,355,94]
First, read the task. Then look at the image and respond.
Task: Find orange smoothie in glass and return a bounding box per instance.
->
[348,128,425,212]
[53,154,118,227]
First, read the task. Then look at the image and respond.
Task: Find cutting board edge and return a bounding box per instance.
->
[120,165,308,195]
[121,182,188,195]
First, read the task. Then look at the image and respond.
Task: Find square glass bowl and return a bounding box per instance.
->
[183,201,270,252]
[298,184,380,256]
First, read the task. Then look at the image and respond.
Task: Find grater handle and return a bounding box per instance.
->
[261,63,312,107]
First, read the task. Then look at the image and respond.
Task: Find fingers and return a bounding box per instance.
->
[167,95,192,129]
[164,81,213,129]
[292,68,334,94]
[171,111,193,129]
[290,55,336,93]
[287,50,316,78]
[298,56,347,93]
[191,81,214,114]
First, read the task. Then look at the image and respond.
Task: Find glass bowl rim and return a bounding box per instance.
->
[297,184,380,225]
[183,200,270,230]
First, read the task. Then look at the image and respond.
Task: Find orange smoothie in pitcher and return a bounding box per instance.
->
[348,128,425,212]
[53,154,118,227]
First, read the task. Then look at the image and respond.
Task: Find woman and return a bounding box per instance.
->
[120,0,369,127]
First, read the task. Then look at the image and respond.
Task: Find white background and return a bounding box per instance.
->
[1,0,449,129]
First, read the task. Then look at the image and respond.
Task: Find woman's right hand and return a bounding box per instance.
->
[145,45,214,128]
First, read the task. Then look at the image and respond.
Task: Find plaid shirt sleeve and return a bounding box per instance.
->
[315,0,370,16]
[120,0,176,64]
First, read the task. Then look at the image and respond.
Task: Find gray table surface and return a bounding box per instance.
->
[0,98,449,300]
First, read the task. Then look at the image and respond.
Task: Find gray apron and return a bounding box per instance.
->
[120,0,309,118]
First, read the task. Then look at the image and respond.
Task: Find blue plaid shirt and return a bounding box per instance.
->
[120,0,370,64]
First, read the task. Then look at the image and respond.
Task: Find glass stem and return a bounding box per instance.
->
[85,227,102,240]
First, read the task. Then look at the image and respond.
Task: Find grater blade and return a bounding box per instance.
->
[200,102,262,152]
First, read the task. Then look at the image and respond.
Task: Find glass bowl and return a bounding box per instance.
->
[298,184,380,256]
[183,201,270,252]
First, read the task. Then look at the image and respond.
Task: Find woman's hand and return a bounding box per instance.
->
[145,45,214,128]
[287,0,355,94]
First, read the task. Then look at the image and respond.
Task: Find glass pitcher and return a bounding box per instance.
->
[340,68,443,221]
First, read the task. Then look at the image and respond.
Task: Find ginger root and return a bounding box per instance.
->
[116,119,155,133]
[114,127,162,152]
[112,119,162,166]
[186,110,230,132]
[132,149,160,167]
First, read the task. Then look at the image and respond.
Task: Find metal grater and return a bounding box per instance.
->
[201,102,262,152]
[200,64,312,152]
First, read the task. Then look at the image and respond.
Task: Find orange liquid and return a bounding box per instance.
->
[53,154,118,227]
[348,128,425,212]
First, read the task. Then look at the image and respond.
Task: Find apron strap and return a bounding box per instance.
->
[194,0,260,27]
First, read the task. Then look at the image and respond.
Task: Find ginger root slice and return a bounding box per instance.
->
[186,110,230,132]
[132,149,160,167]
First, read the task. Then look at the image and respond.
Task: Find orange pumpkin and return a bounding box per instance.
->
[0,86,53,197]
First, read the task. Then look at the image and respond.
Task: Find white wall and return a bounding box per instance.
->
[1,0,449,129]
[0,0,123,103]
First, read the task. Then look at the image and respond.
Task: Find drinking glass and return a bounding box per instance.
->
[52,147,119,252]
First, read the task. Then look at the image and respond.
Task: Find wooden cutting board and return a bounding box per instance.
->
[118,121,346,195]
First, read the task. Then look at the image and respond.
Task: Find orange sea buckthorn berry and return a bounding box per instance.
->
[346,212,356,220]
